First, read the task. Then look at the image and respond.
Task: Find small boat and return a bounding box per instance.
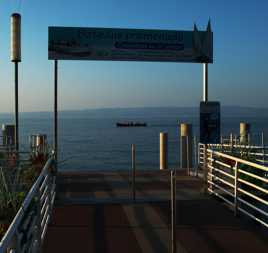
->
[116,122,147,127]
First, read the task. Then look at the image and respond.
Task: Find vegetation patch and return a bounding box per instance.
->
[0,156,44,240]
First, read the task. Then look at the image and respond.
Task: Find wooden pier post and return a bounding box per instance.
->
[240,122,250,145]
[180,123,193,173]
[160,132,168,170]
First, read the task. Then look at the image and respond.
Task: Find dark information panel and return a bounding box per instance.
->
[200,101,220,144]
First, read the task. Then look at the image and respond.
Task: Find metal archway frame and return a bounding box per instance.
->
[50,23,213,168]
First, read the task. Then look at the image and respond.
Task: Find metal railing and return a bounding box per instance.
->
[198,143,268,165]
[199,143,268,228]
[0,156,56,253]
[200,143,268,166]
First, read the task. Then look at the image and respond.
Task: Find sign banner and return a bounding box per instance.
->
[200,101,220,144]
[48,25,213,63]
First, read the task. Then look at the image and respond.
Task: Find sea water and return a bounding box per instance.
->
[1,107,268,171]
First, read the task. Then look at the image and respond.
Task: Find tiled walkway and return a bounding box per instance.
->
[43,170,268,253]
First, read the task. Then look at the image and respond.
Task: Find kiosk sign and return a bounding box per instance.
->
[200,101,221,144]
[48,26,213,63]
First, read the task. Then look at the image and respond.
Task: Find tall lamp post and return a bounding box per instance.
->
[11,13,21,152]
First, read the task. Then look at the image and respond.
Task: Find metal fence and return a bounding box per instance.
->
[0,157,56,253]
[198,143,268,228]
[201,143,268,166]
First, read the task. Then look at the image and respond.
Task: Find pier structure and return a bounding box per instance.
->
[1,139,268,252]
[1,18,268,253]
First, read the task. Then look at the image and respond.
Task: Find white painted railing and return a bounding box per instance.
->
[198,143,268,228]
[0,157,56,253]
[199,143,268,165]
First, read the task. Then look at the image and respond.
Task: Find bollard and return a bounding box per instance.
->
[180,123,193,173]
[2,124,15,147]
[240,122,250,145]
[131,144,136,201]
[160,132,168,170]
[170,170,176,253]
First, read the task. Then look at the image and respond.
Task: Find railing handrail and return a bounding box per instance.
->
[199,142,268,229]
[206,143,268,149]
[207,148,268,172]
[0,156,55,252]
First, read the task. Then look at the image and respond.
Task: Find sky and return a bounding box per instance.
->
[0,0,268,112]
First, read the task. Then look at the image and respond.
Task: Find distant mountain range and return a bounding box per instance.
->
[0,106,268,119]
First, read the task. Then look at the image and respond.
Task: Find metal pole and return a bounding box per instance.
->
[180,123,193,170]
[14,61,19,152]
[234,161,238,217]
[203,63,208,102]
[230,133,233,154]
[186,135,189,175]
[234,134,237,146]
[193,136,198,177]
[180,135,182,169]
[171,170,176,253]
[132,144,136,202]
[54,60,58,170]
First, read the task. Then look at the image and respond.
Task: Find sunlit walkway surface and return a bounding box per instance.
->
[43,170,268,253]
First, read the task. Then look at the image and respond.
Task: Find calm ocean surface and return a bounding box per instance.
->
[1,107,268,171]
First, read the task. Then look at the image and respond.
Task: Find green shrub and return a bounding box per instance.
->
[0,164,37,240]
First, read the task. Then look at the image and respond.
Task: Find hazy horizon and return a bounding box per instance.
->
[1,105,268,115]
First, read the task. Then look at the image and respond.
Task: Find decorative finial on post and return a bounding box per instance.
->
[206,18,212,32]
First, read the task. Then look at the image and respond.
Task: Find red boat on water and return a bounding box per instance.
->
[116,122,147,127]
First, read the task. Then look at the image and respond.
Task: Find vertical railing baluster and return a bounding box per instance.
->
[203,144,208,194]
[230,133,233,154]
[36,188,42,252]
[194,136,197,177]
[197,143,200,167]
[48,169,53,220]
[209,151,213,193]
[186,135,189,175]
[234,161,239,217]
[8,232,18,253]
